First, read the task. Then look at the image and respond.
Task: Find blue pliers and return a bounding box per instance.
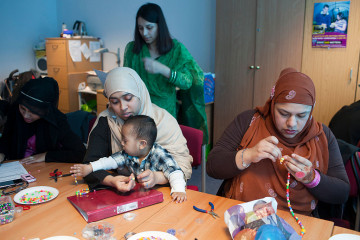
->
[193,202,220,219]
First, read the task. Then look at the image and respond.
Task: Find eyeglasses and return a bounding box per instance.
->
[2,180,29,195]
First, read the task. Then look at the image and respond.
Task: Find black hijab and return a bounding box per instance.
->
[17,77,59,126]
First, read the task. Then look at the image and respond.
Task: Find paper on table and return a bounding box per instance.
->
[68,40,82,62]
[0,161,28,183]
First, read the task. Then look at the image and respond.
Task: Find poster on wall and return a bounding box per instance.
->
[312,1,350,48]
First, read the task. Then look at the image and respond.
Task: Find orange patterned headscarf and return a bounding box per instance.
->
[225,68,329,215]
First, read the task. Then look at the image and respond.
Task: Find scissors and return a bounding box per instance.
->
[49,169,73,182]
[193,202,220,219]
[49,169,60,182]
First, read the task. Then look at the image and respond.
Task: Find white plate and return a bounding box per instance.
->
[128,231,178,240]
[329,234,360,240]
[13,186,59,205]
[43,237,79,240]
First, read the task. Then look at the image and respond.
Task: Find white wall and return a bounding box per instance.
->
[0,0,58,81]
[0,0,215,83]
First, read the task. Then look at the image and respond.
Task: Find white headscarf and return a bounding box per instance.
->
[92,67,193,179]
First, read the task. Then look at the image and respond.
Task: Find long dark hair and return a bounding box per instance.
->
[133,3,173,55]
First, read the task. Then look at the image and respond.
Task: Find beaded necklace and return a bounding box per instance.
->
[286,172,306,237]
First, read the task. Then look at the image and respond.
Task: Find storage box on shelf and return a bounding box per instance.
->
[46,38,102,113]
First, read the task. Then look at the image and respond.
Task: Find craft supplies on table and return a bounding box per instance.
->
[193,202,220,219]
[0,196,15,224]
[0,161,28,184]
[82,221,114,240]
[43,236,80,240]
[13,186,59,205]
[127,231,178,240]
[75,188,90,196]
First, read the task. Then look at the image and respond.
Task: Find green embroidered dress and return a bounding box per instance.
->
[124,39,208,143]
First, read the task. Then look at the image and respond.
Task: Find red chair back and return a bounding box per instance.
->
[179,125,203,167]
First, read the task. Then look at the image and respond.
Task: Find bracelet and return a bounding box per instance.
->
[241,148,251,169]
[304,170,321,188]
[169,70,177,83]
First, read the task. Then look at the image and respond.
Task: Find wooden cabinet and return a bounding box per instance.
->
[214,0,305,143]
[302,0,360,125]
[46,38,102,113]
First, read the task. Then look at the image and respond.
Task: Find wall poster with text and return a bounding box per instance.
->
[312,1,350,48]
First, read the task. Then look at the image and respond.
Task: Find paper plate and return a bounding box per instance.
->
[128,231,178,240]
[329,234,360,240]
[13,186,59,205]
[43,237,79,240]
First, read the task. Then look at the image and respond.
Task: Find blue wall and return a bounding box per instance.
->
[0,0,215,82]
[0,0,58,81]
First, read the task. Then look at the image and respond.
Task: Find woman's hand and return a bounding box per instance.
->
[240,136,282,167]
[284,154,314,184]
[142,57,170,77]
[20,153,46,164]
[102,174,136,192]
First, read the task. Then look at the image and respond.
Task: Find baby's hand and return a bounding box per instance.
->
[171,192,187,203]
[70,164,92,177]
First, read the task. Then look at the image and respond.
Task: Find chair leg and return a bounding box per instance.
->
[355,197,360,231]
[201,144,206,193]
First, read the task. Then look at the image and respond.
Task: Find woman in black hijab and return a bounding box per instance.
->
[0,77,85,164]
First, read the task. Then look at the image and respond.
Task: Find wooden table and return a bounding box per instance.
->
[131,188,334,240]
[332,226,360,236]
[1,162,173,240]
[2,162,335,240]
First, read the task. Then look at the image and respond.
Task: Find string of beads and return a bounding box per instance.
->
[286,172,306,237]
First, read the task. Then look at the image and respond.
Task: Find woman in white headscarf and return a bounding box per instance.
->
[83,67,192,191]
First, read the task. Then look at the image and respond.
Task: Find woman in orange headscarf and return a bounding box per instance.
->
[207,68,349,215]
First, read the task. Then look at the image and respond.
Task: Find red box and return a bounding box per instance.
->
[67,185,164,222]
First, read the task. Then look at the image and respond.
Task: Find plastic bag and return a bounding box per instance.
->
[224,197,301,240]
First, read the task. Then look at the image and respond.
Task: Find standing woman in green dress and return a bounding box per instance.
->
[123,3,208,143]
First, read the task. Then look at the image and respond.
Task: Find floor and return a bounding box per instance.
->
[187,166,223,195]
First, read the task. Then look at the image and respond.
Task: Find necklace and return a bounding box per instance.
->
[286,172,306,237]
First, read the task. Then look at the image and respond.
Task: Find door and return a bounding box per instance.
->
[253,0,305,107]
[213,0,305,144]
[214,0,257,143]
[302,0,360,125]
